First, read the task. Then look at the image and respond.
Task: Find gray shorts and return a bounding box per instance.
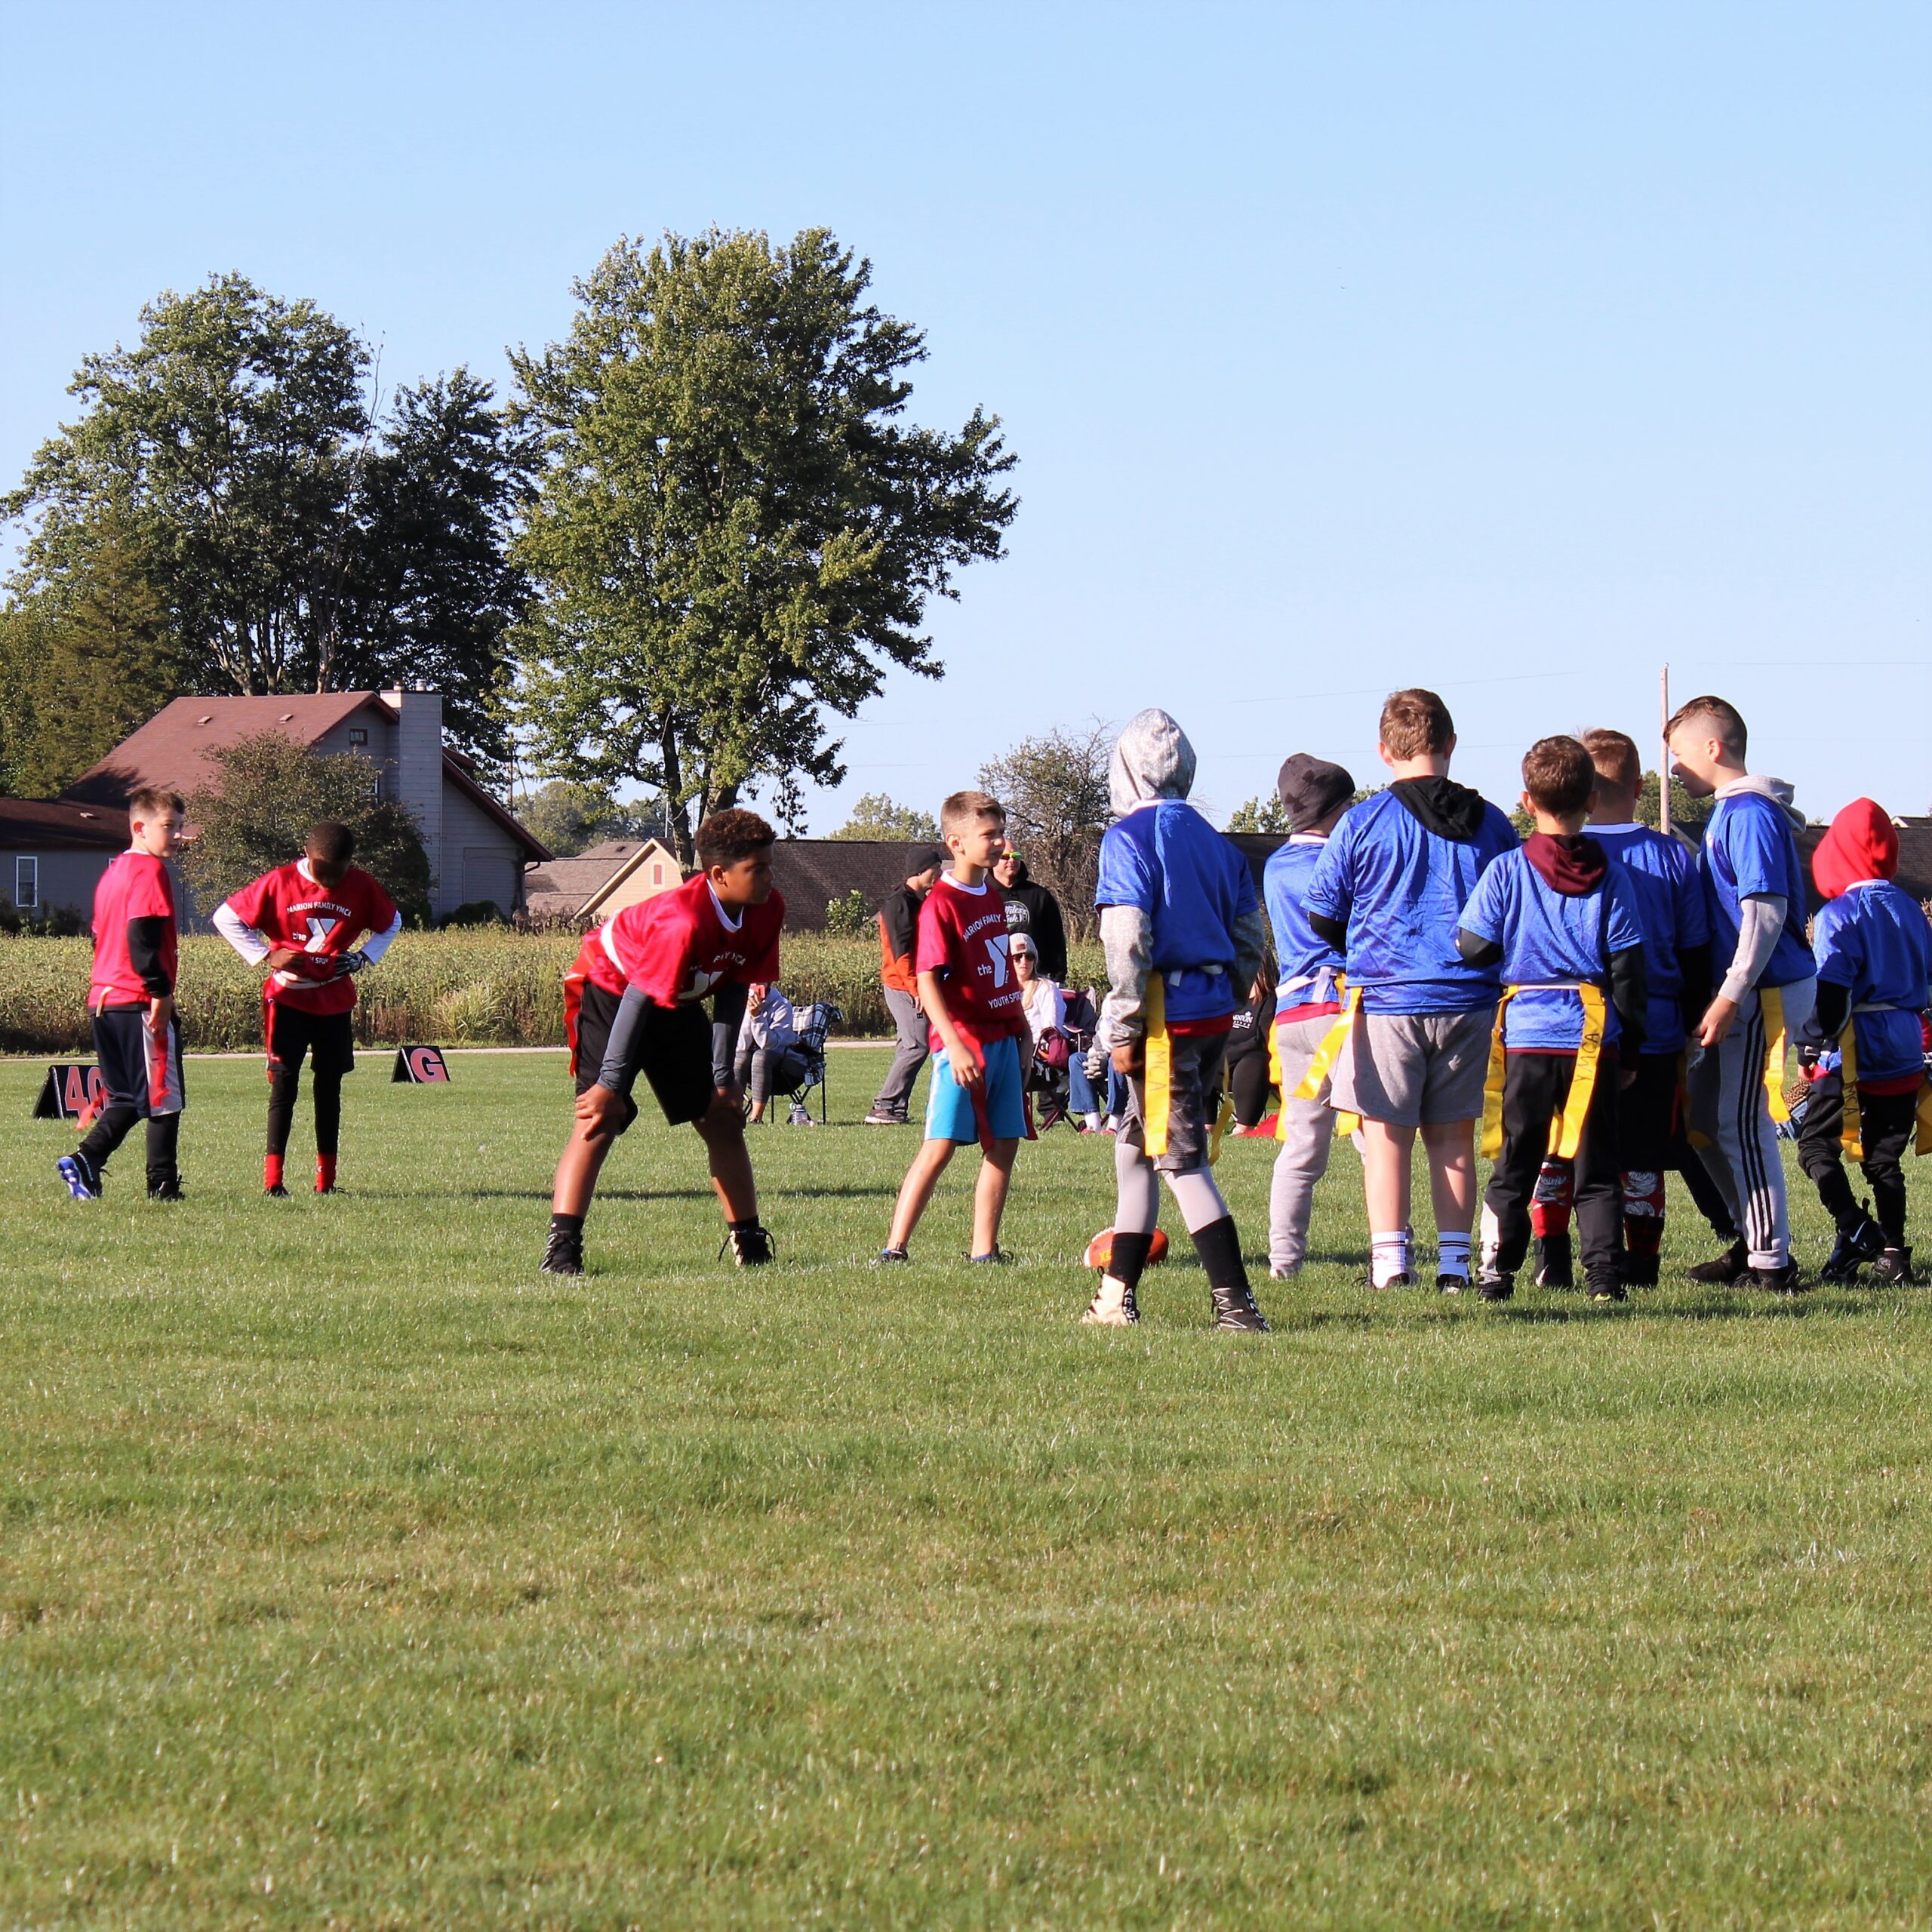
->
[1329,1004,1496,1128]
[1121,1031,1228,1174]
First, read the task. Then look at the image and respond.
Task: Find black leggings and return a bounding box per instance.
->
[1798,1071,1918,1246]
[1486,1051,1623,1284]
[1227,1051,1273,1130]
[266,1065,344,1158]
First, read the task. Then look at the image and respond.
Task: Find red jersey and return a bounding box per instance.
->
[588,874,784,1006]
[225,863,400,1015]
[914,873,1026,1051]
[89,850,178,1010]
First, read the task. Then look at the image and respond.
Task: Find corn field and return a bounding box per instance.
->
[0,932,1109,1054]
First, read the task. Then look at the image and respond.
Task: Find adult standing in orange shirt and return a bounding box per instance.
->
[864,846,946,1125]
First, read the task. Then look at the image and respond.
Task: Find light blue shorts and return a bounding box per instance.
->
[924,1035,1026,1143]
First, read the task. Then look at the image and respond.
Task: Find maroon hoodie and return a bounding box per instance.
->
[1522,832,1607,897]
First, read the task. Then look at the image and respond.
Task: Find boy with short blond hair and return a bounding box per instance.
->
[1666,694,1816,1290]
[59,787,188,1202]
[1304,688,1517,1290]
[1457,737,1648,1302]
[879,790,1031,1263]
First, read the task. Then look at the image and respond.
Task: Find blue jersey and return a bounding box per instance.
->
[1304,789,1518,1014]
[1263,834,1345,1018]
[1813,881,1932,1084]
[1700,790,1814,989]
[1591,823,1708,1056]
[1095,800,1258,1026]
[1459,849,1647,1051]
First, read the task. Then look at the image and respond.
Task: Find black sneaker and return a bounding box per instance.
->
[1872,1246,1917,1285]
[967,1247,1011,1265]
[1687,1239,1749,1285]
[1820,1217,1884,1284]
[146,1177,183,1202]
[875,1245,910,1266]
[1589,1275,1627,1303]
[722,1224,777,1266]
[1533,1232,1574,1289]
[1749,1261,1805,1294]
[57,1153,100,1200]
[265,1183,290,1199]
[1211,1282,1269,1332]
[1435,1272,1468,1295]
[540,1226,584,1276]
[1475,1271,1515,1303]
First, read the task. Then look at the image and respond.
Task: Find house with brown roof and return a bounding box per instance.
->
[0,798,130,918]
[521,838,685,921]
[13,689,548,921]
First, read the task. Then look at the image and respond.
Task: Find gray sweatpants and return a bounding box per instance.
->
[1270,1016,1338,1273]
[1687,977,1815,1269]
[872,985,930,1118]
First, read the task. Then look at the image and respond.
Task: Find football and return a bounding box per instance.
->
[1081,1226,1170,1272]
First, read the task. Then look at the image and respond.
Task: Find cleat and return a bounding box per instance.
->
[539,1226,583,1276]
[1687,1239,1749,1286]
[721,1224,776,1267]
[1435,1272,1467,1295]
[1820,1217,1884,1284]
[265,1184,290,1199]
[57,1154,100,1201]
[1872,1246,1916,1286]
[967,1247,1010,1265]
[146,1178,183,1202]
[1475,1271,1515,1303]
[1211,1283,1269,1332]
[1749,1261,1805,1294]
[1589,1276,1627,1303]
[1081,1275,1140,1326]
[1532,1233,1574,1289]
[874,1245,910,1265]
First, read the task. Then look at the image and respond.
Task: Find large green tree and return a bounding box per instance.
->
[826,792,940,842]
[507,228,1017,863]
[3,276,527,770]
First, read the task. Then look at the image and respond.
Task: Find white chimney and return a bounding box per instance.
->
[383,687,445,912]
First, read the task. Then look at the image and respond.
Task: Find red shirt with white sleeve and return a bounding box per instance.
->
[914,874,1027,1053]
[219,863,401,1016]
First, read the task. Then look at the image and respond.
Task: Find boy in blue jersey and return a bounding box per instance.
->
[1261,753,1355,1277]
[1796,798,1932,1284]
[1666,696,1817,1291]
[1305,688,1518,1291]
[1084,709,1271,1332]
[1457,737,1649,1303]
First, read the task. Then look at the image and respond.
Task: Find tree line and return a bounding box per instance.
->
[1,229,1018,865]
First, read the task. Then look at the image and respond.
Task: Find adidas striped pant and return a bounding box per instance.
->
[1687,977,1815,1271]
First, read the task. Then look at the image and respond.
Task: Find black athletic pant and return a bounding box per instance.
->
[1486,1051,1623,1284]
[264,1005,355,1158]
[76,1004,183,1192]
[1798,1070,1918,1247]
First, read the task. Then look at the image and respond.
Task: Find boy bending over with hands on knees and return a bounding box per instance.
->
[543,810,784,1277]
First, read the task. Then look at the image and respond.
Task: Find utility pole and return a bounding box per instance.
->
[1659,663,1672,835]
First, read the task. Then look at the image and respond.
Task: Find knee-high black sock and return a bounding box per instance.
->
[146,1114,180,1189]
[313,1070,343,1158]
[1108,1230,1154,1291]
[266,1069,301,1158]
[1189,1216,1250,1292]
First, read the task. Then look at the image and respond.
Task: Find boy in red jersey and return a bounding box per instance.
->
[59,787,188,1201]
[212,822,403,1196]
[878,789,1032,1264]
[544,809,786,1276]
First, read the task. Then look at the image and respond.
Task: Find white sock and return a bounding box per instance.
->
[1371,1229,1412,1287]
[1437,1232,1472,1281]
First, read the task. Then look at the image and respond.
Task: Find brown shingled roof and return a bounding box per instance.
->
[0,798,128,849]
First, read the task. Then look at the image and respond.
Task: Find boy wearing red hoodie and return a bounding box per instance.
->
[1456,737,1648,1303]
[1797,798,1932,1284]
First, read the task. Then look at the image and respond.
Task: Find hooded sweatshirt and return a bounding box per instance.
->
[1303,777,1518,1015]
[1700,774,1814,994]
[1094,709,1266,1040]
[1455,837,1649,1056]
[1809,797,1932,1087]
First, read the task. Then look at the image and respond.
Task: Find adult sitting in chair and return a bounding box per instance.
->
[736,983,811,1124]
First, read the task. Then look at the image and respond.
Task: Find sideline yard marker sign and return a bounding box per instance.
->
[392,1045,451,1084]
[35,1063,106,1121]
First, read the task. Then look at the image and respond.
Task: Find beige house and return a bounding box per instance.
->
[521,838,685,922]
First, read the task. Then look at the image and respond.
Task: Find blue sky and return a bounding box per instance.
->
[3,2,1927,826]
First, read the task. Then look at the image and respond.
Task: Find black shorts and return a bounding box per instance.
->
[572,983,714,1133]
[1614,1052,1681,1171]
[265,1002,356,1078]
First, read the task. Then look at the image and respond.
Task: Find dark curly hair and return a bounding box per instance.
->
[695,808,777,869]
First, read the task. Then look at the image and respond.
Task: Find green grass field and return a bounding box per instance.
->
[5,1048,1930,1928]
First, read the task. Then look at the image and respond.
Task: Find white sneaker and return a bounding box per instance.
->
[1269,1262,1301,1281]
[1081,1274,1140,1326]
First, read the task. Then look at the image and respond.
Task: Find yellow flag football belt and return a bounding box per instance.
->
[1480,983,1607,1163]
[1832,1002,1932,1162]
[1140,974,1236,1167]
[1288,979,1361,1139]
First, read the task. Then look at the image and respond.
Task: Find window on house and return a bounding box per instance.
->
[348,728,368,745]
[14,856,38,909]
[651,863,664,884]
